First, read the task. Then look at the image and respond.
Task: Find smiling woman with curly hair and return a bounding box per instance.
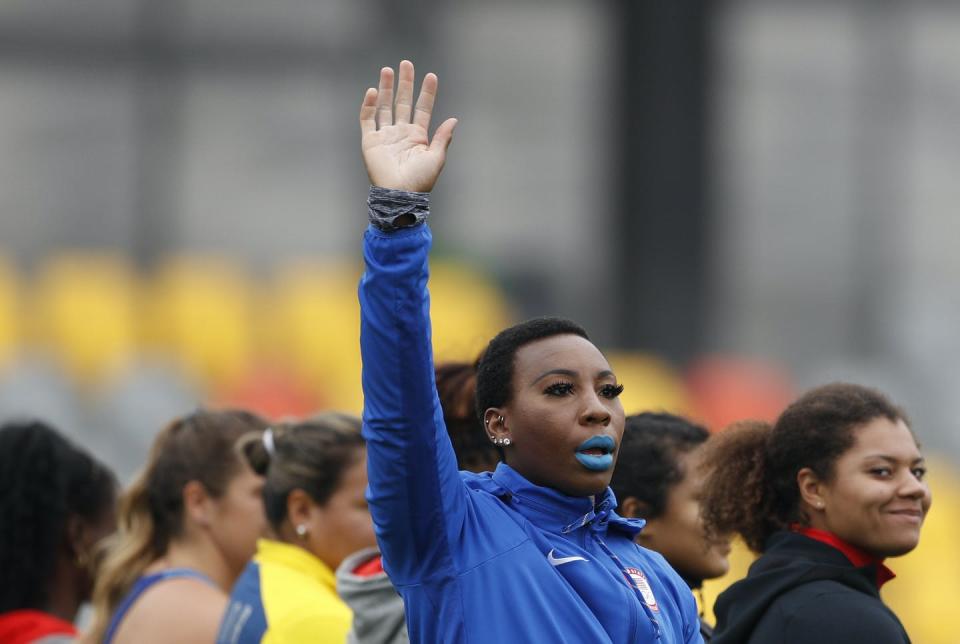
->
[701,383,930,644]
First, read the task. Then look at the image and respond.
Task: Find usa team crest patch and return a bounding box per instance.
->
[624,568,660,612]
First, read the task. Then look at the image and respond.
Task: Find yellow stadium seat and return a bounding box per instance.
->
[0,257,19,372]
[145,256,255,391]
[266,260,364,413]
[266,259,512,414]
[606,352,691,417]
[428,261,512,363]
[32,253,139,384]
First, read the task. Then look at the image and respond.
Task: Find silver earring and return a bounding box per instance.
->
[502,437,511,446]
[498,416,504,424]
[296,524,308,538]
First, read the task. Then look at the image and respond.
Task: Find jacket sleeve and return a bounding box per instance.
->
[358,220,470,586]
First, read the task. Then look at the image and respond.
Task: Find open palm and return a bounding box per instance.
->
[360,61,457,193]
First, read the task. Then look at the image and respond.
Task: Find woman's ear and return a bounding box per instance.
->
[183,480,213,528]
[286,489,315,534]
[483,408,508,441]
[797,467,826,512]
[64,513,85,559]
[618,496,650,521]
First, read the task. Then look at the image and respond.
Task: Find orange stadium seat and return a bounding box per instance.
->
[686,355,794,431]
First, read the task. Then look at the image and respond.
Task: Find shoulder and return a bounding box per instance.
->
[113,577,227,644]
[758,582,906,644]
[260,565,351,621]
[263,602,352,643]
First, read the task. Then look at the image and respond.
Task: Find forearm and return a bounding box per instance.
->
[358,188,462,583]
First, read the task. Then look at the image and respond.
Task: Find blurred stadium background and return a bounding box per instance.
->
[0,1,957,640]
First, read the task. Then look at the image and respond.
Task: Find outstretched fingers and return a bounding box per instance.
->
[394,60,415,124]
[359,88,378,135]
[376,66,395,129]
[413,72,439,132]
[429,117,458,154]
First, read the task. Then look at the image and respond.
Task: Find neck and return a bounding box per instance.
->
[681,574,703,591]
[45,554,82,623]
[157,535,234,592]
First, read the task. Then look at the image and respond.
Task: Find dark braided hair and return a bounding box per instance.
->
[610,413,709,519]
[475,317,589,419]
[0,420,116,612]
[700,382,909,552]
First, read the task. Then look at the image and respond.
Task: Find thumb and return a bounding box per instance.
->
[429,118,458,154]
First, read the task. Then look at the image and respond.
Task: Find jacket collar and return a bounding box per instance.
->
[483,463,645,537]
[790,525,895,588]
[256,538,337,592]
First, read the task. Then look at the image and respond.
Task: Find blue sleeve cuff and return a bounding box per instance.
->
[367,186,430,232]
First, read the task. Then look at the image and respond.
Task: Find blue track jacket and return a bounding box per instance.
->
[359,218,702,643]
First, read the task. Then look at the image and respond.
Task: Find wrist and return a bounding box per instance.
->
[367,186,430,231]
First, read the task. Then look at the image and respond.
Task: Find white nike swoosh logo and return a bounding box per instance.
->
[547,548,588,566]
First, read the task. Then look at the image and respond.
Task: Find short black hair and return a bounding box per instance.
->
[0,420,117,612]
[475,317,590,420]
[609,412,709,519]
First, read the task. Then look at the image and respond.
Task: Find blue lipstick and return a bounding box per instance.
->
[575,435,616,472]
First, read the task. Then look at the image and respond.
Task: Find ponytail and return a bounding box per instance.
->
[86,468,157,640]
[237,412,363,532]
[700,420,777,552]
[86,409,268,641]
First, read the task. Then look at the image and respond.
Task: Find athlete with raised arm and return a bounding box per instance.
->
[357,60,701,643]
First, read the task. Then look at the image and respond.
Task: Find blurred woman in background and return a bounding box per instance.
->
[216,412,375,644]
[86,409,268,644]
[702,383,930,644]
[0,420,117,644]
[610,412,731,640]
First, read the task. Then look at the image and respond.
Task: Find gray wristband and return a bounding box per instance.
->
[367,186,430,232]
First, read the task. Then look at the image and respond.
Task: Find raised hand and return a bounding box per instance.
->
[359,60,458,193]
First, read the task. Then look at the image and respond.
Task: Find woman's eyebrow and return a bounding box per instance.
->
[530,368,578,385]
[863,454,926,465]
[530,368,615,385]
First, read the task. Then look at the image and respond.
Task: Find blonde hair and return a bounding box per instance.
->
[86,409,267,641]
